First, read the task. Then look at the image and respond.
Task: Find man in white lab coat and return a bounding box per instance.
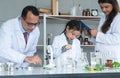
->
[0,5,42,67]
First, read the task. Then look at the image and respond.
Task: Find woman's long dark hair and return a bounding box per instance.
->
[98,0,119,33]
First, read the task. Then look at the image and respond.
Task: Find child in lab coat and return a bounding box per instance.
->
[52,20,85,68]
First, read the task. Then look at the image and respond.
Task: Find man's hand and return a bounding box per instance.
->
[24,55,42,64]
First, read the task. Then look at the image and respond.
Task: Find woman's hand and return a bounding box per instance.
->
[90,29,98,37]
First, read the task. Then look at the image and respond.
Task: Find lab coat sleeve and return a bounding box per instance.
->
[74,40,82,62]
[52,36,63,59]
[0,22,26,64]
[96,14,120,45]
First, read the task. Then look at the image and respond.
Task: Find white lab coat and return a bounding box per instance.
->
[95,13,120,62]
[0,16,40,67]
[52,33,82,65]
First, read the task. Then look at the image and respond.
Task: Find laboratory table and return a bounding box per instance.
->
[0,67,120,78]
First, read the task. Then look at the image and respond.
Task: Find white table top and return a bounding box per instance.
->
[0,66,120,76]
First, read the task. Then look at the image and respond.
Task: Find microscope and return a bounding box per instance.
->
[44,33,56,68]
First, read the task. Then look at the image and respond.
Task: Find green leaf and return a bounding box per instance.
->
[85,66,90,71]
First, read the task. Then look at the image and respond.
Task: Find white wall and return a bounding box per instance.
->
[0,0,100,44]
[0,0,36,22]
[0,0,100,22]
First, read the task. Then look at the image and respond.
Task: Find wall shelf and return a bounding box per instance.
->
[40,15,100,21]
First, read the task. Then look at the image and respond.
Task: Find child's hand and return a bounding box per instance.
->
[65,44,72,50]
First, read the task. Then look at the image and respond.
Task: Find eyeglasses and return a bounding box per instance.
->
[25,21,40,27]
[23,18,40,27]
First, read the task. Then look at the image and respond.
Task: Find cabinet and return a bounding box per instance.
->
[40,14,100,65]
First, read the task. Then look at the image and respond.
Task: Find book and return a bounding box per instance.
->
[38,8,52,13]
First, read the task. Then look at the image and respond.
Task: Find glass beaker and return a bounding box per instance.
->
[76,52,89,70]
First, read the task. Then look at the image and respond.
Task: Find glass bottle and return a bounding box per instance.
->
[105,60,113,68]
[95,50,101,65]
[82,9,86,16]
[77,3,83,16]
[70,5,77,16]
[78,35,83,45]
[84,36,89,45]
[86,9,90,16]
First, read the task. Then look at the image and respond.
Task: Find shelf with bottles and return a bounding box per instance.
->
[39,15,100,21]
[78,34,96,47]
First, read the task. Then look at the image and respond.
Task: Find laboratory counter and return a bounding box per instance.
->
[0,67,120,78]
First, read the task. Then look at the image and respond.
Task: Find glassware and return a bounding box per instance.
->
[77,3,83,16]
[65,50,75,70]
[0,63,5,71]
[70,6,77,16]
[4,62,14,71]
[77,52,89,70]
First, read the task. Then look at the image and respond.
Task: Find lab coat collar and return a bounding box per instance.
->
[64,32,73,45]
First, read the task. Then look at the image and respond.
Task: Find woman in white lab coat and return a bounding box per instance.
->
[52,20,84,67]
[91,0,120,62]
[0,6,42,67]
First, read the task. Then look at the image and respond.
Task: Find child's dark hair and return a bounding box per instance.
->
[62,20,82,33]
